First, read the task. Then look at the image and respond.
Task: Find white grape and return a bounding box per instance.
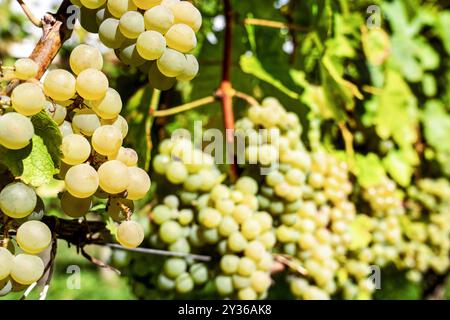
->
[10,254,44,285]
[116,220,144,248]
[89,88,122,119]
[136,31,166,60]
[59,120,74,137]
[69,44,103,75]
[101,115,128,138]
[98,160,130,194]
[99,18,126,49]
[144,5,173,34]
[108,147,138,166]
[13,58,38,80]
[119,11,145,39]
[0,112,34,150]
[0,248,13,280]
[11,83,46,116]
[133,0,160,10]
[76,68,109,100]
[80,0,107,9]
[0,182,37,219]
[61,191,92,218]
[65,164,99,198]
[61,134,91,165]
[16,221,52,254]
[165,24,197,53]
[43,69,77,101]
[92,125,123,156]
[107,0,137,18]
[44,101,67,125]
[176,54,198,81]
[72,109,101,136]
[171,1,202,32]
[157,48,187,77]
[126,166,151,200]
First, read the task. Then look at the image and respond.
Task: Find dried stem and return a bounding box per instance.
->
[274,254,308,275]
[244,18,309,32]
[233,90,259,106]
[16,0,43,27]
[151,95,216,117]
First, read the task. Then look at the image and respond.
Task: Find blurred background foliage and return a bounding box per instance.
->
[1,0,449,299]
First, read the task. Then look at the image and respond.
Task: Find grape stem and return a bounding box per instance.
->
[273,254,308,276]
[16,0,43,28]
[145,89,162,170]
[151,95,216,117]
[244,18,309,32]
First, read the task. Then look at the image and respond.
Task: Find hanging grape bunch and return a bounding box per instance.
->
[71,0,201,90]
[0,45,150,297]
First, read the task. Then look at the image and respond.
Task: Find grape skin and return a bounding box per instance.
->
[108,147,138,166]
[61,134,91,165]
[99,18,126,49]
[117,44,146,67]
[144,5,174,34]
[107,0,137,18]
[126,167,151,200]
[90,87,122,119]
[119,11,145,39]
[59,120,74,137]
[171,1,202,32]
[136,31,166,60]
[98,160,130,194]
[0,112,34,150]
[116,220,145,248]
[157,48,187,77]
[0,182,37,219]
[76,68,109,100]
[133,0,160,10]
[11,83,46,116]
[16,221,52,254]
[72,109,101,136]
[80,0,107,9]
[65,164,99,198]
[13,58,38,80]
[148,61,176,90]
[164,24,197,53]
[176,54,198,81]
[70,44,103,75]
[43,69,77,101]
[61,191,92,218]
[92,125,123,156]
[0,248,13,280]
[44,101,67,125]
[10,254,45,285]
[101,115,128,138]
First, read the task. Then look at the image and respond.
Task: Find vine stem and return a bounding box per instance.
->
[244,18,309,32]
[151,95,216,117]
[16,0,43,27]
[218,0,238,181]
[145,88,161,170]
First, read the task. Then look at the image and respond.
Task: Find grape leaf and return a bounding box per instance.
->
[354,153,386,187]
[383,150,413,187]
[31,111,62,167]
[239,54,300,100]
[349,215,373,250]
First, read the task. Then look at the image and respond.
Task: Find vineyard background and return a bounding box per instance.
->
[1,0,450,299]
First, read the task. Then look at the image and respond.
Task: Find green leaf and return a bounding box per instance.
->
[383,150,413,187]
[106,217,118,236]
[349,215,373,250]
[374,70,418,151]
[355,153,386,187]
[31,111,62,167]
[239,54,300,100]
[21,135,56,187]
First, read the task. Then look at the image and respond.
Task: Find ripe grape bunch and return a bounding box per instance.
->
[71,0,201,90]
[0,44,150,297]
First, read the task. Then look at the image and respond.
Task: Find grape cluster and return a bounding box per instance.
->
[71,0,201,90]
[0,45,152,296]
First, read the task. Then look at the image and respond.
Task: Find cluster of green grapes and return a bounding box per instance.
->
[0,45,152,296]
[71,0,201,90]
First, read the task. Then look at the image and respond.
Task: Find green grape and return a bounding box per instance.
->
[254,212,273,232]
[0,182,37,219]
[72,109,101,136]
[43,69,76,101]
[153,154,170,174]
[98,160,129,194]
[244,240,265,261]
[237,257,256,277]
[161,0,179,9]
[116,220,144,248]
[168,237,190,253]
[101,115,128,138]
[232,205,252,224]
[11,83,46,116]
[201,228,220,244]
[10,254,44,285]
[178,209,194,225]
[0,248,13,280]
[136,31,166,60]
[152,205,172,224]
[118,43,146,67]
[61,191,92,218]
[166,161,188,184]
[163,195,179,209]
[44,101,66,125]
[89,87,122,120]
[126,167,151,200]
[92,125,123,156]
[99,18,126,48]
[235,176,258,195]
[76,68,109,100]
[171,1,202,32]
[70,0,83,5]
[16,221,52,254]
[190,263,208,285]
[220,254,239,274]
[109,147,138,166]
[157,48,187,77]
[119,11,145,39]
[198,208,222,228]
[175,272,194,294]
[107,0,137,18]
[216,199,235,215]
[0,112,34,150]
[65,163,99,198]
[144,5,173,34]
[133,0,160,10]
[163,258,187,278]
[79,7,100,33]
[257,253,274,271]
[107,198,134,221]
[148,61,176,90]
[228,232,247,252]
[159,221,182,244]
[13,58,38,80]
[237,287,257,300]
[164,24,197,53]
[157,273,175,290]
[258,231,276,250]
[232,274,251,290]
[218,216,239,237]
[215,275,233,296]
[176,54,198,81]
[80,0,107,9]
[70,44,103,75]
[61,134,91,165]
